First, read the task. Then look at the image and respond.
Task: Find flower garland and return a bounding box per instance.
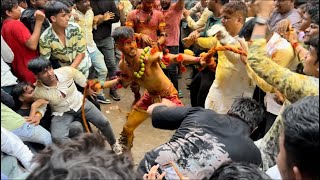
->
[134,46,150,78]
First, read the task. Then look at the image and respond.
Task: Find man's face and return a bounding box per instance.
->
[117,37,138,58]
[303,45,319,76]
[275,0,293,14]
[221,11,241,35]
[142,0,155,12]
[299,12,311,31]
[51,10,70,28]
[19,85,35,103]
[277,132,295,180]
[6,3,21,20]
[160,0,171,10]
[36,66,56,84]
[76,0,90,13]
[303,23,319,44]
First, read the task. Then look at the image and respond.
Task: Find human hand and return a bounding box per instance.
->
[25,116,41,126]
[143,164,166,180]
[183,9,190,18]
[118,2,124,11]
[254,0,275,18]
[141,34,154,45]
[103,11,115,21]
[288,29,298,45]
[34,10,46,23]
[274,89,285,104]
[86,86,98,100]
[275,19,292,40]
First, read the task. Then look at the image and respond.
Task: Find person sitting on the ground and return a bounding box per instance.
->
[25,133,141,180]
[1,103,52,146]
[27,57,122,154]
[11,82,83,138]
[112,26,206,150]
[267,96,319,180]
[209,161,270,180]
[138,97,264,179]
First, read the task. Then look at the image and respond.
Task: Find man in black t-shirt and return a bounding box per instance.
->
[138,97,264,179]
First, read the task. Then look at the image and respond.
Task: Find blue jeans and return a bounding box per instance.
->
[95,37,117,78]
[50,100,116,145]
[12,122,52,146]
[89,47,108,81]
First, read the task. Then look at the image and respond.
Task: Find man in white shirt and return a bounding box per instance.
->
[27,57,122,154]
[1,36,18,94]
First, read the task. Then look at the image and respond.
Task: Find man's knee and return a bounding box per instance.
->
[69,121,84,138]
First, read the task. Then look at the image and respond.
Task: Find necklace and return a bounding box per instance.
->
[124,46,150,79]
[136,10,153,24]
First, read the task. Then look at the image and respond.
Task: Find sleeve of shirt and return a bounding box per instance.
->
[248,39,319,103]
[76,27,86,54]
[125,11,135,28]
[196,36,217,49]
[71,67,87,87]
[13,21,32,45]
[1,89,15,109]
[151,105,191,130]
[245,63,275,93]
[187,7,211,30]
[1,36,14,63]
[188,2,200,16]
[1,126,34,171]
[39,33,52,60]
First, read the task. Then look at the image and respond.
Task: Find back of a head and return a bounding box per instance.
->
[1,0,18,19]
[112,26,135,44]
[26,133,140,180]
[227,97,264,131]
[209,161,270,180]
[44,0,70,23]
[27,57,52,75]
[282,96,319,179]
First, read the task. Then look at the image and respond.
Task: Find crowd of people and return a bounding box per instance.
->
[1,0,319,179]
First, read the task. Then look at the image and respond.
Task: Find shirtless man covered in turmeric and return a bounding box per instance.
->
[112,26,205,149]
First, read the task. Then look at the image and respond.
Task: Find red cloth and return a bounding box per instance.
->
[134,83,183,111]
[1,19,38,83]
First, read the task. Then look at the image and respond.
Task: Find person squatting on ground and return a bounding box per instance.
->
[112,26,207,150]
[27,57,122,154]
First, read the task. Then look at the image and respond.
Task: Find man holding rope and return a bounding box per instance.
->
[27,57,123,155]
[112,26,208,150]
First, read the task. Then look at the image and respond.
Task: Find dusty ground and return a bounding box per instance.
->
[99,69,192,165]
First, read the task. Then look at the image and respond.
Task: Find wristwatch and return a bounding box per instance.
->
[255,16,269,25]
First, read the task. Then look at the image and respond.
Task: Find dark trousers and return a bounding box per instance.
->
[190,67,215,107]
[163,46,179,91]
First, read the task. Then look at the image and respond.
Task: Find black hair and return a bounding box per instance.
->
[18,0,26,4]
[27,56,52,75]
[26,133,142,180]
[112,26,135,44]
[307,4,319,17]
[227,97,264,131]
[11,82,31,110]
[44,0,70,23]
[238,17,256,41]
[311,13,319,25]
[222,1,248,24]
[209,161,270,180]
[282,96,319,179]
[309,36,319,64]
[56,0,73,7]
[220,0,230,5]
[1,0,18,19]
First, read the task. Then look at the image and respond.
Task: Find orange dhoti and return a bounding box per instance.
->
[119,83,183,149]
